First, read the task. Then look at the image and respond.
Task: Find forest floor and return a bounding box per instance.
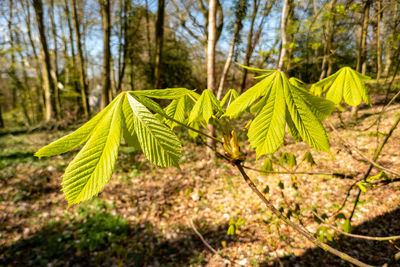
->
[1,100,400,266]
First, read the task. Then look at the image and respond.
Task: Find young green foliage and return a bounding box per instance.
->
[188,89,223,124]
[220,89,239,109]
[35,92,183,207]
[123,93,182,168]
[226,69,334,158]
[164,92,199,129]
[311,67,371,106]
[35,103,114,158]
[61,94,124,207]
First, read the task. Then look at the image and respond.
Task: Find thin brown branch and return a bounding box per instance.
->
[188,218,239,266]
[327,120,400,177]
[234,162,372,267]
[349,114,400,221]
[242,165,356,179]
[313,211,400,241]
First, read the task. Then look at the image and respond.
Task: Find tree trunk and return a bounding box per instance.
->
[70,0,90,117]
[63,0,80,106]
[278,0,289,71]
[99,0,111,109]
[8,0,17,109]
[49,0,61,119]
[207,0,217,151]
[23,0,45,120]
[376,0,382,80]
[0,105,4,128]
[217,0,247,99]
[357,0,370,75]
[320,0,337,80]
[154,0,165,88]
[145,0,153,78]
[117,0,128,93]
[33,0,56,122]
[239,0,258,92]
[382,2,397,77]
[354,0,370,119]
[284,0,294,72]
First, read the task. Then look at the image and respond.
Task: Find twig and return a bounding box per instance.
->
[333,179,360,217]
[234,162,372,267]
[163,114,223,144]
[242,165,356,179]
[349,114,400,221]
[327,120,400,177]
[188,218,239,266]
[362,51,400,132]
[313,211,400,241]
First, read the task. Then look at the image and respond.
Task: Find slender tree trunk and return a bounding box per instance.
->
[117,0,127,93]
[382,2,397,77]
[357,0,370,75]
[33,0,56,122]
[208,0,217,93]
[154,0,165,88]
[0,106,4,128]
[240,0,258,92]
[376,0,382,80]
[8,0,17,109]
[110,58,117,98]
[49,0,61,119]
[207,0,217,151]
[16,37,33,125]
[285,0,295,72]
[353,0,370,119]
[320,0,337,80]
[99,0,111,109]
[63,0,80,105]
[23,0,45,120]
[278,0,289,71]
[145,0,153,77]
[217,0,247,99]
[70,0,90,117]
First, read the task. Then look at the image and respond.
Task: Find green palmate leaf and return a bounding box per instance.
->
[249,94,268,114]
[294,86,336,120]
[132,88,194,100]
[248,74,286,156]
[123,93,181,167]
[253,74,271,81]
[61,94,124,207]
[188,89,222,124]
[236,63,276,74]
[313,67,371,106]
[289,77,306,89]
[261,158,273,172]
[303,151,316,166]
[284,75,331,153]
[310,71,340,96]
[35,103,114,158]
[287,153,297,167]
[132,94,167,116]
[225,72,278,118]
[285,108,302,141]
[188,121,200,138]
[122,122,140,149]
[220,89,239,109]
[228,71,331,157]
[164,95,195,129]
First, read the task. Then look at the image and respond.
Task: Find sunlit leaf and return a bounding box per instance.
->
[61,94,124,207]
[123,93,182,167]
[35,103,114,158]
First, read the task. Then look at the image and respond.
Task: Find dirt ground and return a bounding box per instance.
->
[1,101,400,266]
